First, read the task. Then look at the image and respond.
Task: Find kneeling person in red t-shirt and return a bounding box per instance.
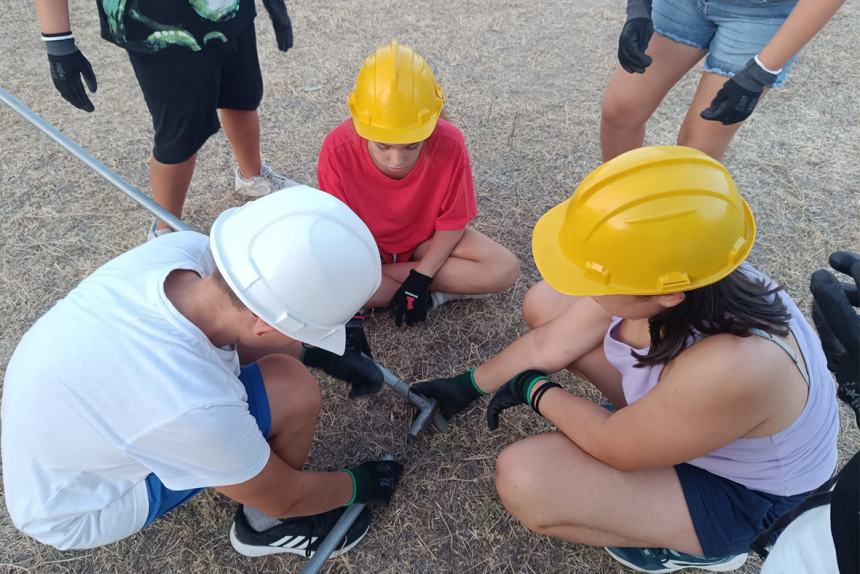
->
[317,42,520,329]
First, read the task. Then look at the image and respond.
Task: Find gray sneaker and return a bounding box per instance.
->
[234,164,299,197]
[147,220,175,241]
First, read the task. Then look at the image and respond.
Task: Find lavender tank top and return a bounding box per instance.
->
[602,264,839,496]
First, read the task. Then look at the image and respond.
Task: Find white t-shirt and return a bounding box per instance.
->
[1,232,271,550]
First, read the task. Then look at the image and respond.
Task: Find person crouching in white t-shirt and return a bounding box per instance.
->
[1,187,403,559]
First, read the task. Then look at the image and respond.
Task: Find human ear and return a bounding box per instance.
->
[252,316,276,337]
[656,292,685,309]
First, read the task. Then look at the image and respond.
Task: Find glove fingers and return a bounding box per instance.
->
[700,97,727,121]
[81,58,98,93]
[812,301,846,360]
[619,43,648,73]
[829,252,860,287]
[486,404,500,430]
[68,80,93,112]
[811,270,860,350]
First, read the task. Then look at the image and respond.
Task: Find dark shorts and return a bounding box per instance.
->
[675,463,810,556]
[143,363,271,526]
[127,23,263,164]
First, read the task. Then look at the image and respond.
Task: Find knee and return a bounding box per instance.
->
[601,89,645,129]
[495,443,547,532]
[258,354,321,421]
[521,282,554,329]
[491,247,520,291]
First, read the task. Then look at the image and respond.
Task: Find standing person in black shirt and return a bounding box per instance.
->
[35,0,296,239]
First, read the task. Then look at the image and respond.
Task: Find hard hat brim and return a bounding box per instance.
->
[532,198,616,297]
[532,197,756,297]
[301,325,347,356]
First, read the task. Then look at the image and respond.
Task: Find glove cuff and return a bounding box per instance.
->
[42,32,78,56]
[300,345,329,368]
[457,369,486,398]
[407,269,433,287]
[343,465,371,505]
[735,58,779,90]
[626,0,652,20]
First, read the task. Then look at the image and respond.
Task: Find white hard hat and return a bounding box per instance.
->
[210,186,382,355]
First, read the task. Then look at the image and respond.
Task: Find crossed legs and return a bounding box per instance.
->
[495,281,703,554]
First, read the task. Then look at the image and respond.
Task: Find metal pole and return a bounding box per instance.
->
[374,362,450,438]
[0,87,191,232]
[299,453,395,574]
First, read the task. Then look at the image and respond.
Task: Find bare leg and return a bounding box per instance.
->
[221,109,263,179]
[496,432,702,554]
[676,73,751,160]
[366,228,520,307]
[151,154,196,230]
[256,354,320,469]
[600,34,705,161]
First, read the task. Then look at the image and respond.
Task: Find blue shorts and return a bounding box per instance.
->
[675,463,810,556]
[652,0,799,87]
[143,363,271,526]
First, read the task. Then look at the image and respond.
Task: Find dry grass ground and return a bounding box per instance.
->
[1,0,858,572]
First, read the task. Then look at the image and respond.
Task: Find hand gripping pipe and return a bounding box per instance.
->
[299,453,394,574]
[371,360,450,440]
[0,86,451,442]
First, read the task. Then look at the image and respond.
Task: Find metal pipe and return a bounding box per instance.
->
[299,453,395,574]
[374,362,450,439]
[0,87,191,232]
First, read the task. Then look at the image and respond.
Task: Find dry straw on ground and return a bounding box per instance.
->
[1,0,858,573]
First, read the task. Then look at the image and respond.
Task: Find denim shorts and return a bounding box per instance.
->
[143,363,271,526]
[652,0,799,87]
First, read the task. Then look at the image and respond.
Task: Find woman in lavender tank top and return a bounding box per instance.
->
[413,147,839,572]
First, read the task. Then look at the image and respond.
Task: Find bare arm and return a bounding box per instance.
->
[473,296,612,393]
[216,452,353,518]
[758,0,845,70]
[537,335,776,470]
[415,229,465,278]
[34,0,71,33]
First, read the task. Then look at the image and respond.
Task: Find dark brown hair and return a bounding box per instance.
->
[633,267,791,367]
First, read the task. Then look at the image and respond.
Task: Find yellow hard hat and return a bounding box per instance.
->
[348,42,446,144]
[532,146,756,296]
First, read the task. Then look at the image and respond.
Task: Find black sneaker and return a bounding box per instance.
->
[229,505,372,558]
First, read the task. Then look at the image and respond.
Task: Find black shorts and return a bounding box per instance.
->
[127,23,263,164]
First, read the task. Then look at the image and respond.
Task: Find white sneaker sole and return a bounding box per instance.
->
[229,522,368,559]
[604,548,748,573]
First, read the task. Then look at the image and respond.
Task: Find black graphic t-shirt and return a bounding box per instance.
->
[96,0,256,54]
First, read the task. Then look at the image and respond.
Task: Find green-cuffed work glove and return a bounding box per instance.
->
[486,370,561,430]
[411,369,485,419]
[344,460,404,506]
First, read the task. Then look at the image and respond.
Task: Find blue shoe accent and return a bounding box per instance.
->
[605,546,748,573]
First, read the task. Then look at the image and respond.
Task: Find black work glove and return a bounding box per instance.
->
[302,346,383,398]
[487,370,561,430]
[44,35,97,112]
[412,369,485,420]
[618,0,653,74]
[261,0,293,52]
[345,312,372,359]
[344,460,404,506]
[701,58,778,125]
[389,270,433,327]
[810,251,860,427]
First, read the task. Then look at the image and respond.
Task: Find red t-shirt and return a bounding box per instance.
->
[317,118,478,257]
